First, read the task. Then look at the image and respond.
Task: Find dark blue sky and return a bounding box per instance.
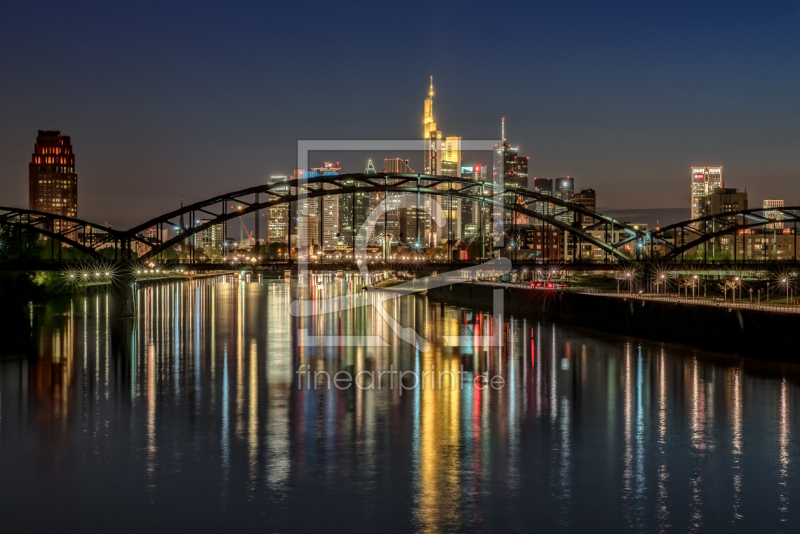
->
[1,0,799,228]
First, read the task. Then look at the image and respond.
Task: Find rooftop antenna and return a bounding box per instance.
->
[502,117,505,142]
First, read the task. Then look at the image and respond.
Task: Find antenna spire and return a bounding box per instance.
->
[502,117,505,142]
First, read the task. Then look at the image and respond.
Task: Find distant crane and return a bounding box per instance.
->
[231,205,254,246]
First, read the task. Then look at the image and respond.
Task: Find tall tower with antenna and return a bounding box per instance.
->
[423,76,442,175]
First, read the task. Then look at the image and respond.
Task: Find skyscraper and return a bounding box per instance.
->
[571,188,597,227]
[554,177,575,225]
[338,173,372,247]
[691,166,723,223]
[423,76,441,176]
[532,177,555,218]
[309,162,340,249]
[420,78,463,244]
[436,136,462,242]
[29,130,78,234]
[460,164,491,237]
[384,158,414,174]
[493,120,529,226]
[267,175,289,243]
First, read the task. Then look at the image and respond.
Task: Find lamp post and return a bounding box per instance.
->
[693,274,698,300]
[783,278,788,306]
[626,272,631,295]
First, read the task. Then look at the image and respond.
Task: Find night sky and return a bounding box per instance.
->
[1,0,799,230]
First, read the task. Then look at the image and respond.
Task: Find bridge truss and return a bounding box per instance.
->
[615,206,800,261]
[8,175,798,268]
[127,173,645,262]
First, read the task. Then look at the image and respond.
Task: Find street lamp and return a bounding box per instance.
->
[693,274,698,299]
[626,272,631,294]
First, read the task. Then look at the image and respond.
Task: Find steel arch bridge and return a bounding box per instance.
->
[0,207,154,260]
[614,205,800,261]
[124,173,646,261]
[4,177,799,268]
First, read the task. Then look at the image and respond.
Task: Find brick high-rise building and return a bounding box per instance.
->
[29,130,78,233]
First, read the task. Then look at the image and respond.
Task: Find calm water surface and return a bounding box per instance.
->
[0,275,798,532]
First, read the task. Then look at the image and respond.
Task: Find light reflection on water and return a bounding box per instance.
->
[0,274,798,531]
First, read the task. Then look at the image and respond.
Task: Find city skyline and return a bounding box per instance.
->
[1,2,799,229]
[3,3,800,532]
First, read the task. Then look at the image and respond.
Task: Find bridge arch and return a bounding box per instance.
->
[620,206,800,260]
[128,173,645,261]
[0,207,152,260]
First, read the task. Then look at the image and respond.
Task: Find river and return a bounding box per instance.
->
[0,274,797,532]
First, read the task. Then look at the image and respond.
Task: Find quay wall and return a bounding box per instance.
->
[427,284,798,358]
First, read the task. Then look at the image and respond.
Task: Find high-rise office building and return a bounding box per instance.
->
[384,158,414,174]
[702,187,747,255]
[554,177,575,225]
[691,166,723,223]
[308,162,340,249]
[338,175,372,247]
[420,77,464,244]
[571,188,597,227]
[554,177,574,202]
[532,177,555,219]
[460,164,491,238]
[703,187,747,217]
[423,77,441,176]
[764,199,785,229]
[436,136,462,242]
[493,120,529,226]
[29,130,78,234]
[194,220,225,252]
[267,175,289,243]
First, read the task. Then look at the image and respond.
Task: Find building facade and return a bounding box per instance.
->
[493,120,529,228]
[691,166,723,224]
[764,199,785,229]
[571,188,597,227]
[29,130,78,234]
[267,175,289,243]
[194,220,225,254]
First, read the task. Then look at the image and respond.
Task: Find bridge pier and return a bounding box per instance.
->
[110,268,137,318]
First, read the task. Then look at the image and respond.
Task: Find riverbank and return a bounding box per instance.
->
[427,282,799,359]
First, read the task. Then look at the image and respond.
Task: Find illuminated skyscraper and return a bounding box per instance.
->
[691,166,723,223]
[436,136,462,241]
[29,130,78,234]
[554,177,574,225]
[267,175,289,243]
[423,76,437,140]
[493,120,529,226]
[461,164,491,237]
[423,76,441,176]
[309,162,340,248]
